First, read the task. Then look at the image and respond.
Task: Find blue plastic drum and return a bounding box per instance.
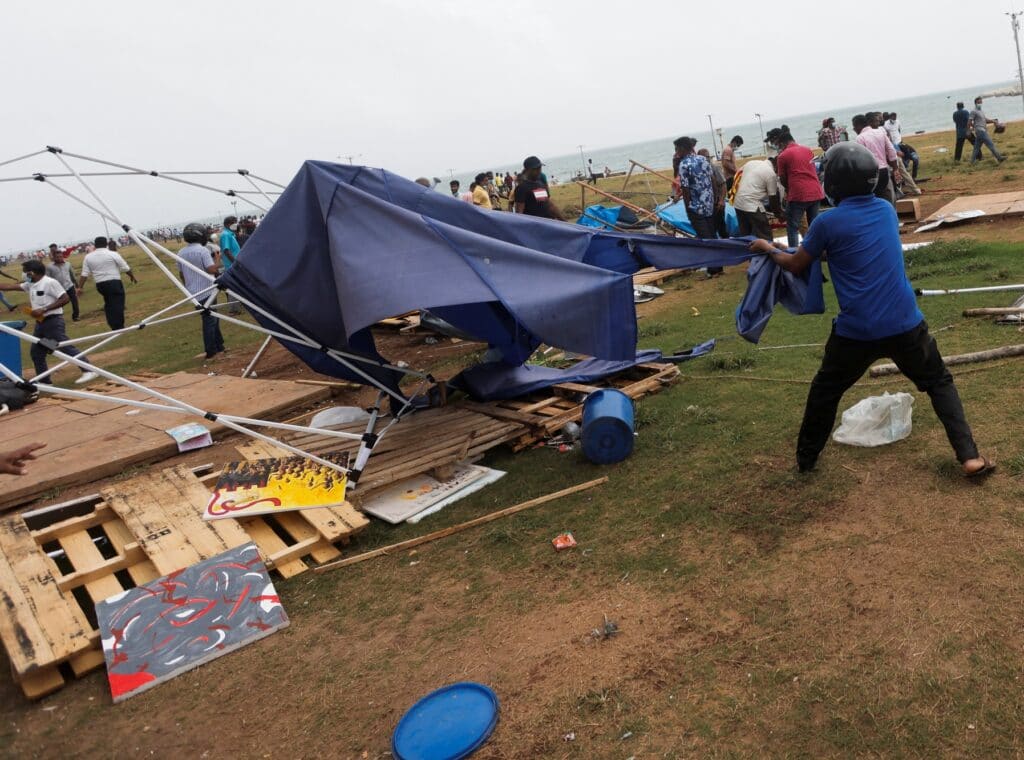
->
[392,682,499,760]
[0,321,27,377]
[581,388,635,464]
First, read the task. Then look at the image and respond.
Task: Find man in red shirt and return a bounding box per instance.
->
[775,128,825,248]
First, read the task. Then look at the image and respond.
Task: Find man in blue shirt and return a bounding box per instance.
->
[674,136,722,276]
[952,102,971,162]
[748,143,991,478]
[219,216,242,315]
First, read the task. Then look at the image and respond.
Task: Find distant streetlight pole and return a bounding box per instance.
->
[755,113,766,156]
[231,199,237,219]
[1008,10,1024,114]
[577,144,586,178]
[706,114,720,158]
[448,168,455,180]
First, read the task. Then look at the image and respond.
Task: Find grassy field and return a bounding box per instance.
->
[2,127,1024,757]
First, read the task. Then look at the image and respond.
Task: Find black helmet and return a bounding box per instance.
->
[182,222,208,244]
[822,143,878,202]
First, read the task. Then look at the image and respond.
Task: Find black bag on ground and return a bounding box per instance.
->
[0,380,36,411]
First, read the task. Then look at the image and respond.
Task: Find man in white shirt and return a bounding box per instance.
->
[732,159,783,240]
[0,260,98,384]
[77,236,138,330]
[884,112,903,146]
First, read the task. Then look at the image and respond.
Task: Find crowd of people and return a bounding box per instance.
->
[437,161,568,221]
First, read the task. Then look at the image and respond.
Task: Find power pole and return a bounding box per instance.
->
[1009,10,1024,114]
[577,145,586,178]
[754,113,766,157]
[706,114,719,158]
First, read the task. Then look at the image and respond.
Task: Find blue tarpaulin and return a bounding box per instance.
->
[453,341,716,401]
[221,162,817,398]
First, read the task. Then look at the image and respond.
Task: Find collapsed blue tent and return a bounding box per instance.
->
[220,162,807,402]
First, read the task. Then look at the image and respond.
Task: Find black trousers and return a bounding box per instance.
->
[95,279,125,330]
[690,212,722,274]
[65,286,80,321]
[31,315,80,383]
[797,321,979,469]
[736,209,772,240]
[197,306,225,358]
[954,135,969,161]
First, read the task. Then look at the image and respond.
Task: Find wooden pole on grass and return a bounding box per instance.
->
[963,306,1024,317]
[626,159,675,185]
[313,476,609,573]
[574,181,661,224]
[869,343,1024,377]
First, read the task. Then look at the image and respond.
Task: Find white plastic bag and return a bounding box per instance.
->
[310,406,371,429]
[832,392,915,447]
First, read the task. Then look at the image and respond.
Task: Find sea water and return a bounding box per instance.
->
[458,79,1024,188]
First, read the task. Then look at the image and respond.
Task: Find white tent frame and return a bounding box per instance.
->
[0,146,436,487]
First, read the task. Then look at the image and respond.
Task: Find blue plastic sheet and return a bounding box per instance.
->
[220,161,817,397]
[735,254,826,343]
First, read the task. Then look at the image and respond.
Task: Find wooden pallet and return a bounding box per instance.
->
[632,267,686,287]
[0,463,368,700]
[464,362,680,450]
[269,406,527,500]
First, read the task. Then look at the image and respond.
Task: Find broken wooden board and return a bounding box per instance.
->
[0,371,331,513]
[0,460,367,700]
[274,406,526,499]
[632,267,685,287]
[463,362,680,450]
[916,190,1024,232]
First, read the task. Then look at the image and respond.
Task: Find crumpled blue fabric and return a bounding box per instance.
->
[735,253,826,343]
[452,340,717,401]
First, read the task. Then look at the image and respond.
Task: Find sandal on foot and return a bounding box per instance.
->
[965,457,996,479]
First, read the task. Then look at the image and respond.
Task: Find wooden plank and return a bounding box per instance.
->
[17,666,65,700]
[67,649,106,678]
[55,542,145,593]
[272,513,342,564]
[236,519,308,578]
[158,466,252,555]
[0,372,332,513]
[29,505,115,544]
[0,516,93,672]
[102,478,203,576]
[103,520,160,586]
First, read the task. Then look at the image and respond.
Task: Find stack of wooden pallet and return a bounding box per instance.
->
[464,361,680,450]
[0,463,368,699]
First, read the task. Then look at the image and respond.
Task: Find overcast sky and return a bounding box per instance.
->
[2,0,1020,250]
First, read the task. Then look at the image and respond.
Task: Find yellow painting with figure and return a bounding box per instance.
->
[203,453,349,520]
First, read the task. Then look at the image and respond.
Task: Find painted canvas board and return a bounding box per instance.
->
[96,543,288,703]
[362,464,505,524]
[203,453,349,520]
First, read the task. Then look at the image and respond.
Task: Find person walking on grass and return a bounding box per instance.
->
[775,128,824,248]
[177,222,225,360]
[77,236,137,330]
[698,148,728,239]
[952,102,971,162]
[674,137,722,276]
[0,260,98,385]
[747,143,992,479]
[46,244,79,321]
[969,96,1005,164]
